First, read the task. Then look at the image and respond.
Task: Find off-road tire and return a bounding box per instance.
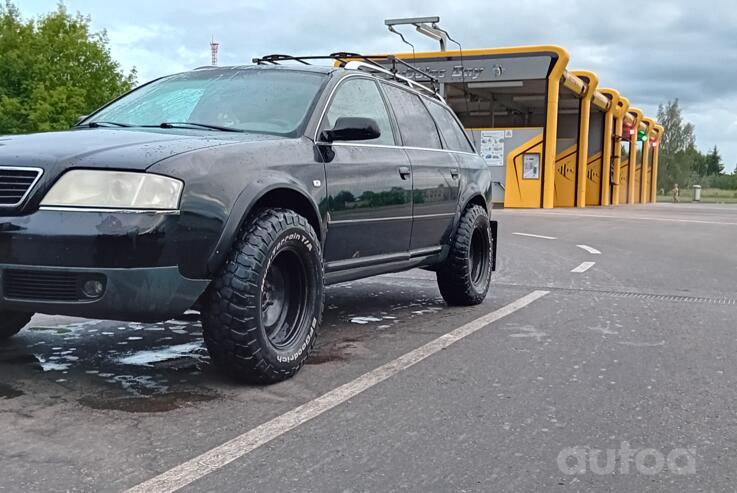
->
[0,311,33,341]
[202,208,324,384]
[437,205,493,306]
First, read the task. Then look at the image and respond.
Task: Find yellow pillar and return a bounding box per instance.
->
[599,88,621,207]
[627,108,644,205]
[611,97,630,206]
[640,117,656,203]
[572,71,599,208]
[650,124,664,202]
[542,49,571,209]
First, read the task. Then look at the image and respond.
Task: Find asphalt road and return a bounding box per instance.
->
[1,203,736,492]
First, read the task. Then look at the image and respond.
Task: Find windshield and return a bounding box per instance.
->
[86,68,327,136]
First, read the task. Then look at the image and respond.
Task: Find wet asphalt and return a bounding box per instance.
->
[1,203,736,492]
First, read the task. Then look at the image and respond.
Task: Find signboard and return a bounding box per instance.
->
[523,153,541,179]
[479,130,506,167]
[374,55,553,84]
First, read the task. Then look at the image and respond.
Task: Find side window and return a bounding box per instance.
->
[426,100,475,153]
[382,84,442,149]
[320,78,395,145]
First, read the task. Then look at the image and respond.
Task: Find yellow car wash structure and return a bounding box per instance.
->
[375,36,662,208]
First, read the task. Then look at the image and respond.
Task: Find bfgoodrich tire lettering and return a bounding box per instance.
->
[436,205,493,306]
[0,311,32,340]
[202,208,324,384]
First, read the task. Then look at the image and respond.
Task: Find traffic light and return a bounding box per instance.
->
[637,129,648,142]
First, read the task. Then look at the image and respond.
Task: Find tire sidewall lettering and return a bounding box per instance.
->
[259,228,321,366]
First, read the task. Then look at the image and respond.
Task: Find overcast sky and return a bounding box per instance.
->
[21,0,737,171]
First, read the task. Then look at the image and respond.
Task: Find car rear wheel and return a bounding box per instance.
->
[0,311,33,341]
[202,208,324,384]
[436,205,493,306]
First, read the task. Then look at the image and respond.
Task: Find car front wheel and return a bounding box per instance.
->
[202,208,324,384]
[436,205,493,306]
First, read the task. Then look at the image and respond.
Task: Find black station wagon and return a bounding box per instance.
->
[0,54,496,383]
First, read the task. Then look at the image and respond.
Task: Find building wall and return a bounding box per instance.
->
[466,127,544,206]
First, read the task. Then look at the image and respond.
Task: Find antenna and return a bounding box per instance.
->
[210,36,220,66]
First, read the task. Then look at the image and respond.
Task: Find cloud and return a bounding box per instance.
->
[20,0,737,169]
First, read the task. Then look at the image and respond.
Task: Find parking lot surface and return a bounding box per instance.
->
[2,203,736,492]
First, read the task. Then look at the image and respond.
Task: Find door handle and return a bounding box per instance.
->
[398,166,411,180]
[450,168,460,179]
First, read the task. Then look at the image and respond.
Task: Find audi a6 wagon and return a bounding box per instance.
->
[0,54,497,383]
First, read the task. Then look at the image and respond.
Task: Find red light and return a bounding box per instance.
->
[629,128,636,136]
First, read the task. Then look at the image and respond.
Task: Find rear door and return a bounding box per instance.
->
[317,77,412,263]
[381,83,459,252]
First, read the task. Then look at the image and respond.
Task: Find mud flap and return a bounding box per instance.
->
[490,220,498,272]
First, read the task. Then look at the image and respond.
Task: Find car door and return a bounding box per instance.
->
[381,83,459,251]
[317,76,412,263]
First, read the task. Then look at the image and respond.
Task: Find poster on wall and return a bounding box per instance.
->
[479,130,506,167]
[523,153,541,179]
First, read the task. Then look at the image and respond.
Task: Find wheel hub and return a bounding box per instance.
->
[261,249,308,348]
[469,226,491,287]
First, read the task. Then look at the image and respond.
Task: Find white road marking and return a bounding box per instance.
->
[577,244,602,255]
[125,290,550,493]
[571,261,596,273]
[513,232,557,240]
[501,210,737,226]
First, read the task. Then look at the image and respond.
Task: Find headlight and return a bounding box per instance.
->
[41,170,183,210]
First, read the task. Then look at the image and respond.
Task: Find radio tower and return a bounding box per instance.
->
[210,36,220,66]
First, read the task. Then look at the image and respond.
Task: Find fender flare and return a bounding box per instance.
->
[206,172,324,275]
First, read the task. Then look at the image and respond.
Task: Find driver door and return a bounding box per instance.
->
[317,77,412,263]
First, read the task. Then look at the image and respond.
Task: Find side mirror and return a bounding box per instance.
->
[321,117,380,142]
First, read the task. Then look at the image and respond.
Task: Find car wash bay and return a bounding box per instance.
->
[374,46,663,209]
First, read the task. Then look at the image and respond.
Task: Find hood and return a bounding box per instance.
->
[0,127,288,215]
[0,127,283,172]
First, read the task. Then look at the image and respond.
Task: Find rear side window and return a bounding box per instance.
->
[426,100,475,153]
[320,78,395,145]
[382,84,442,149]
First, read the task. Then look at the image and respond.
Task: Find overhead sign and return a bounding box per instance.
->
[376,55,553,83]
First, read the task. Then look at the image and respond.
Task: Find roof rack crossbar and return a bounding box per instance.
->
[249,52,443,101]
[386,55,439,85]
[252,54,311,65]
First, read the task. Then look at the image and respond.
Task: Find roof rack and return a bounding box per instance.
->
[251,52,443,101]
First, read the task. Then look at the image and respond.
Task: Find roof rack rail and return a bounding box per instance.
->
[251,52,443,101]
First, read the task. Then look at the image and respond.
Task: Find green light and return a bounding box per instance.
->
[637,129,648,142]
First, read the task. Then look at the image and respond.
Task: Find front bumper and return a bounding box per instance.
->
[0,210,211,321]
[0,265,209,321]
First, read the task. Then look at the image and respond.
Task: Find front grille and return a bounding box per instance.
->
[3,270,82,301]
[0,167,43,207]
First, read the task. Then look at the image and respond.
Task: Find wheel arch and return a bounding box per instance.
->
[206,177,324,275]
[464,193,488,212]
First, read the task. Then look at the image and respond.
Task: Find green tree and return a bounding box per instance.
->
[0,1,136,134]
[704,145,724,176]
[656,99,696,189]
[667,147,703,190]
[691,149,708,178]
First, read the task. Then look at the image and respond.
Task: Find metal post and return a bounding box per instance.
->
[384,17,448,52]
